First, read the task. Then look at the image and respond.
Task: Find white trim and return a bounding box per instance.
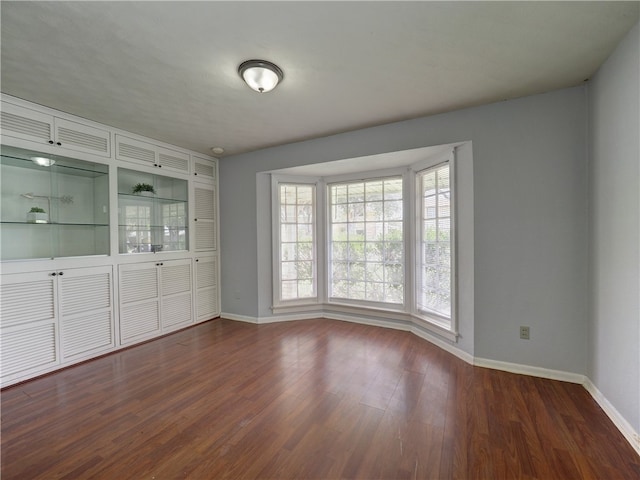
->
[473,357,586,384]
[257,313,322,324]
[322,312,410,331]
[411,315,459,342]
[410,324,473,364]
[272,302,324,314]
[583,378,640,456]
[220,312,259,324]
[271,176,320,308]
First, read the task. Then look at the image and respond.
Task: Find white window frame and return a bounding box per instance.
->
[326,172,407,310]
[411,150,457,335]
[271,175,321,308]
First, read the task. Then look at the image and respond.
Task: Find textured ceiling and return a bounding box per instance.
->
[1,1,638,157]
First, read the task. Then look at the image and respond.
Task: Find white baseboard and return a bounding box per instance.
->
[410,324,474,364]
[473,357,586,384]
[323,311,411,331]
[219,313,639,456]
[220,312,259,324]
[583,378,640,456]
[258,313,321,324]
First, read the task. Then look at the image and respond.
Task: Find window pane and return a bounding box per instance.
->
[417,163,452,319]
[329,177,404,305]
[278,184,316,301]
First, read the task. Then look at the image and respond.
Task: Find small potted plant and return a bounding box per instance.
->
[26,206,48,224]
[132,183,156,196]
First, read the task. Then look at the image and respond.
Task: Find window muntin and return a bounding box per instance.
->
[417,162,452,320]
[278,183,316,301]
[329,177,404,304]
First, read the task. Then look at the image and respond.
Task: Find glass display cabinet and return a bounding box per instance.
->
[0,145,110,260]
[118,168,188,254]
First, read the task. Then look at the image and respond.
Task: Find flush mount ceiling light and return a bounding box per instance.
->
[238,59,284,93]
[31,156,55,167]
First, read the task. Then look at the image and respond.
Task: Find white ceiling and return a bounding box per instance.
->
[1,2,638,157]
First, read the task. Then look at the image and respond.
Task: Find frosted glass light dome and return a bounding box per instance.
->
[238,60,284,93]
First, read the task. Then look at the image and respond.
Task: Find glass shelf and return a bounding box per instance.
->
[1,145,110,260]
[1,221,109,226]
[118,193,188,204]
[118,168,189,254]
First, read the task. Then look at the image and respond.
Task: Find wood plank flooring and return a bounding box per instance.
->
[2,318,639,479]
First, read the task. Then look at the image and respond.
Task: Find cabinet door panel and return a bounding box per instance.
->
[54,118,111,157]
[1,324,57,377]
[0,102,53,144]
[161,262,191,296]
[160,259,192,328]
[195,256,219,321]
[118,263,161,343]
[162,292,192,328]
[194,185,217,251]
[120,302,160,341]
[116,135,156,166]
[120,266,159,303]
[59,266,114,360]
[192,155,217,183]
[62,311,112,358]
[59,269,112,317]
[158,148,189,174]
[0,276,55,328]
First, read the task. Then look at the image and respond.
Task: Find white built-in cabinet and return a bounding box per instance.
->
[1,101,111,157]
[0,266,114,385]
[116,134,190,175]
[118,259,193,344]
[0,94,220,387]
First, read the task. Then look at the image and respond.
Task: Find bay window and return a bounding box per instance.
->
[271,147,458,337]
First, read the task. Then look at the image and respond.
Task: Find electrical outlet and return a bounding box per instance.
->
[520,326,530,340]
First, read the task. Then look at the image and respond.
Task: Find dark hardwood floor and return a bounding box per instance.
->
[2,318,639,479]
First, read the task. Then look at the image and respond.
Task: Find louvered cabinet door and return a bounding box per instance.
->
[192,155,217,184]
[1,102,54,146]
[116,134,156,168]
[118,263,161,344]
[195,255,219,322]
[53,118,111,157]
[59,266,114,361]
[157,146,190,175]
[194,184,217,251]
[0,101,111,157]
[0,271,59,386]
[160,259,193,330]
[116,134,190,175]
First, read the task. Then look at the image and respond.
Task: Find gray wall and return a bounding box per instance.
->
[220,85,588,375]
[588,23,639,434]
